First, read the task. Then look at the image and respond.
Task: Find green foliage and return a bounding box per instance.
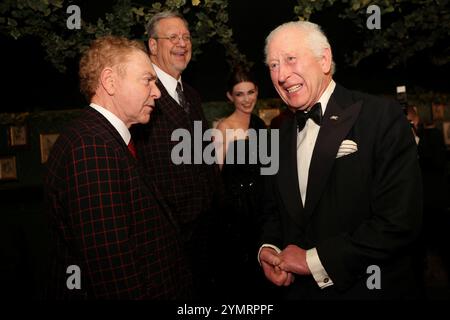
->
[294,0,450,68]
[0,0,249,72]
[1,0,448,72]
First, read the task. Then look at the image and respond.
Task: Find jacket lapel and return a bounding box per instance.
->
[86,107,131,155]
[277,114,305,227]
[87,108,183,236]
[303,86,362,218]
[155,82,190,129]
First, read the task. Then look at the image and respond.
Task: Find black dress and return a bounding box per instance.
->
[217,114,276,300]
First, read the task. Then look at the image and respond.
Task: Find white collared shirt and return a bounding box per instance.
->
[152,63,184,106]
[297,79,336,206]
[90,103,131,145]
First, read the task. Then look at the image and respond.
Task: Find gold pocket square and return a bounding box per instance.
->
[336,140,358,158]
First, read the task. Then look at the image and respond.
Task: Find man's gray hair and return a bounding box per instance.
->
[265,21,336,74]
[146,11,189,38]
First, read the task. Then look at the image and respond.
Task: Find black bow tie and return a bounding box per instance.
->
[295,102,323,131]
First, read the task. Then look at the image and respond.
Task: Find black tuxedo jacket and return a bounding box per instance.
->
[44,108,192,299]
[261,84,423,299]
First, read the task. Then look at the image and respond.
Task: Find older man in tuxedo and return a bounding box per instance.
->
[259,21,423,299]
[44,36,193,299]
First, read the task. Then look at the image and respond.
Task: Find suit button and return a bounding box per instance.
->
[323,278,329,283]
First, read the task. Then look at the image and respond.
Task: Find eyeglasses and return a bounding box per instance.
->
[154,34,191,44]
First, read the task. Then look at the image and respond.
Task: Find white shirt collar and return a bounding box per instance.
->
[90,103,131,144]
[152,63,183,102]
[316,79,336,115]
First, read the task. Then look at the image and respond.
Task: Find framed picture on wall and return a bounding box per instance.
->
[443,122,450,146]
[40,133,60,163]
[0,156,17,180]
[8,125,28,146]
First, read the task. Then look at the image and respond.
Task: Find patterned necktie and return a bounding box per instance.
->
[295,102,323,131]
[176,82,189,113]
[127,139,137,159]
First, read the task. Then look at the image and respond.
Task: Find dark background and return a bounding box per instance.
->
[0,0,448,113]
[0,1,449,301]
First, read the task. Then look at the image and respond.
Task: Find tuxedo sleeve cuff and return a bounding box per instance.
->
[306,248,334,289]
[258,244,281,265]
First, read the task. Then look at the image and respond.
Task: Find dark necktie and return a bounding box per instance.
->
[176,82,189,113]
[295,102,323,132]
[128,139,137,159]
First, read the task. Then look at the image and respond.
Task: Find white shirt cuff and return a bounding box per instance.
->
[257,244,281,265]
[306,248,334,289]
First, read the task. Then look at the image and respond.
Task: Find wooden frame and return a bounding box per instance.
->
[40,133,60,163]
[0,156,17,180]
[443,122,450,146]
[8,125,28,146]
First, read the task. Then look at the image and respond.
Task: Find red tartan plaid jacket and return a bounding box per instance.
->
[44,107,192,299]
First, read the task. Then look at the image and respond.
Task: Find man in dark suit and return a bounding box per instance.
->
[44,36,193,299]
[259,21,423,299]
[132,11,221,298]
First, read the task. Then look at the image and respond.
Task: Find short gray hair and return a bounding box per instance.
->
[265,21,336,74]
[146,11,189,38]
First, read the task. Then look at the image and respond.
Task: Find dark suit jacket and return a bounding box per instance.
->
[44,107,192,299]
[261,84,423,299]
[132,81,221,296]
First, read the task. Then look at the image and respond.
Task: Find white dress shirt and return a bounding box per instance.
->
[297,80,336,206]
[299,80,336,289]
[152,63,184,107]
[90,103,130,145]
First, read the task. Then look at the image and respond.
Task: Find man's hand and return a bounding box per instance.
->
[278,244,311,275]
[259,247,295,286]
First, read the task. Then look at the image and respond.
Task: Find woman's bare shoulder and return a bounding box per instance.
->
[216,117,233,131]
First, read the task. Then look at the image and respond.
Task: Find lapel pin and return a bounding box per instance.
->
[330,115,339,120]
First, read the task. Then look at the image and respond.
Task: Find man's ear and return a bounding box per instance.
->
[320,47,332,74]
[100,67,115,95]
[148,38,157,56]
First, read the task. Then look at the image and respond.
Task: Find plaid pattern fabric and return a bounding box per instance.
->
[132,82,222,297]
[44,108,192,299]
[132,81,220,230]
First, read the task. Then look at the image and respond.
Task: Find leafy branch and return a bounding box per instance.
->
[294,0,449,68]
[0,0,249,72]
